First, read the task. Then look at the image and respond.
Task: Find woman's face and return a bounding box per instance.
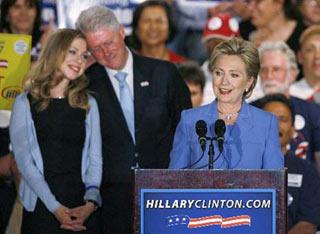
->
[7,0,37,34]
[60,38,89,81]
[249,0,283,28]
[212,55,253,105]
[299,0,320,25]
[136,6,169,47]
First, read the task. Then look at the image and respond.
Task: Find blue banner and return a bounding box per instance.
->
[177,0,229,7]
[56,0,141,34]
[141,189,276,234]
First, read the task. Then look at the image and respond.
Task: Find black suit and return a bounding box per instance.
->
[85,53,191,233]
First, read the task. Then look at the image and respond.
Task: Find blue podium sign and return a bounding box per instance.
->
[141,188,276,234]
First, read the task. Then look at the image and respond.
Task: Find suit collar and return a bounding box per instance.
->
[91,64,135,143]
[204,100,253,141]
[132,53,150,144]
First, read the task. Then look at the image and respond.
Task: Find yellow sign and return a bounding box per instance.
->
[0,33,31,110]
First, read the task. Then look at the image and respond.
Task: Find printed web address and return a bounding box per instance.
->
[145,199,272,209]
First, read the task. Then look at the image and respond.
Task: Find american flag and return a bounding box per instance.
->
[166,214,251,229]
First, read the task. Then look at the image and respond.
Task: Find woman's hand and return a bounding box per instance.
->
[68,202,96,227]
[0,154,13,177]
[55,206,86,231]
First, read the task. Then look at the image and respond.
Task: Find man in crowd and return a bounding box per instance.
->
[252,41,320,171]
[256,94,320,234]
[178,62,205,108]
[290,25,320,104]
[76,6,191,233]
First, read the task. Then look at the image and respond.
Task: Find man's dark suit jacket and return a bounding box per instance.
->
[85,53,191,233]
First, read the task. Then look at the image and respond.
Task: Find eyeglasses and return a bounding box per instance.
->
[260,66,287,77]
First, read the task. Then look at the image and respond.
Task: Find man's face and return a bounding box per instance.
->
[186,82,203,107]
[85,26,128,70]
[299,34,320,84]
[259,50,291,94]
[264,101,294,151]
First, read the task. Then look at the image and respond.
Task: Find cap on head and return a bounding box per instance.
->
[299,25,320,45]
[202,13,240,42]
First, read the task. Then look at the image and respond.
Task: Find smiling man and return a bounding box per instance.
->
[76,6,191,234]
[252,41,320,171]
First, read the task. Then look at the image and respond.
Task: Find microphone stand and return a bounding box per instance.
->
[205,136,219,169]
[208,137,215,169]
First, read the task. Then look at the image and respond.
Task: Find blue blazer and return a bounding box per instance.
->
[169,100,284,169]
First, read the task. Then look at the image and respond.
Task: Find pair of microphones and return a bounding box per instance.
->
[195,119,226,153]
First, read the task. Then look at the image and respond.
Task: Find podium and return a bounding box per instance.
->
[133,169,286,234]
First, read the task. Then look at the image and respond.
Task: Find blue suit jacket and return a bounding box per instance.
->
[169,100,284,169]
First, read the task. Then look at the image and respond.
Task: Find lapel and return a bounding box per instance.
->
[228,101,254,143]
[93,65,133,141]
[235,101,254,136]
[204,100,253,142]
[132,54,150,142]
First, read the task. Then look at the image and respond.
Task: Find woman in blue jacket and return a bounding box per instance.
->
[9,29,102,233]
[169,38,283,170]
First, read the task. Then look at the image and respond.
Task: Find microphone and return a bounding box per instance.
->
[195,120,207,151]
[214,119,226,153]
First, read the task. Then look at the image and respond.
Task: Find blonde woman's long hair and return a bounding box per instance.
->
[24,28,89,112]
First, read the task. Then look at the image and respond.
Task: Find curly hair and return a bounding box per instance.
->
[24,28,89,112]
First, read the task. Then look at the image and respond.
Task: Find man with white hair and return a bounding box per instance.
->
[76,5,191,234]
[252,41,320,170]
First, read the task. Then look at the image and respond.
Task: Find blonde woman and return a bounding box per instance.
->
[9,29,102,233]
[169,38,283,170]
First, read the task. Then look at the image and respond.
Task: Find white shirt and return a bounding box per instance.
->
[201,60,215,105]
[290,78,314,100]
[0,110,11,128]
[105,48,134,101]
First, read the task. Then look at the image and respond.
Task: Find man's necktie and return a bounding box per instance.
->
[114,72,135,143]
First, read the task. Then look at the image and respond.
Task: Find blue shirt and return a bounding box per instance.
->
[286,152,320,229]
[289,96,320,162]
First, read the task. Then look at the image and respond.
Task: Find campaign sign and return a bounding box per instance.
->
[141,188,276,234]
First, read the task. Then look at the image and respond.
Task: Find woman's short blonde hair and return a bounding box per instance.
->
[208,37,260,98]
[25,28,89,112]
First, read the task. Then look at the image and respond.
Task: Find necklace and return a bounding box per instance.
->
[217,107,241,121]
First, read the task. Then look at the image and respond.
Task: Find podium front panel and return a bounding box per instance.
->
[133,169,286,234]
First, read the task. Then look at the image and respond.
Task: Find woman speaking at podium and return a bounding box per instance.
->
[169,38,283,170]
